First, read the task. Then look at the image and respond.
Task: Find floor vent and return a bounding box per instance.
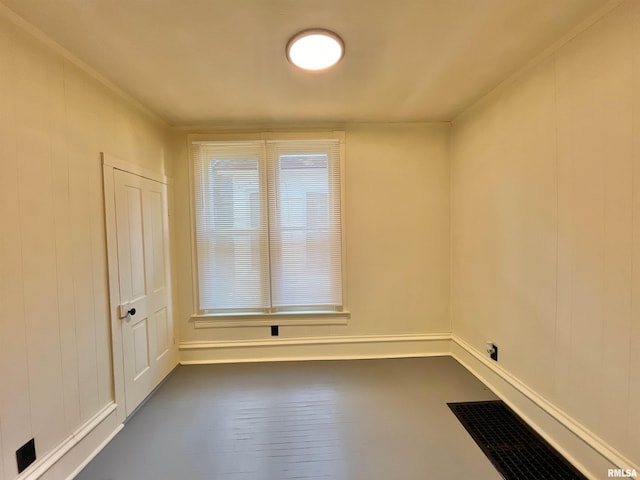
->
[448,400,586,480]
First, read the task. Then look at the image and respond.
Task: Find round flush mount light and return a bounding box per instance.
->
[286,29,345,71]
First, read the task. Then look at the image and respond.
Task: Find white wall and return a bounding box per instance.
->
[173,124,451,361]
[0,9,172,480]
[451,0,640,469]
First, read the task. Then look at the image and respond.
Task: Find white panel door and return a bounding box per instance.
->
[114,169,173,416]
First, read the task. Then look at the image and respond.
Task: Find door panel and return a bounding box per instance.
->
[114,169,174,416]
[149,190,167,291]
[155,307,170,360]
[132,318,150,379]
[125,186,147,300]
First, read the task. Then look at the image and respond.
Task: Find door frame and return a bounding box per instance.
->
[102,152,176,423]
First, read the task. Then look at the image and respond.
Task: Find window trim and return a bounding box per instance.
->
[190,311,350,329]
[187,131,348,324]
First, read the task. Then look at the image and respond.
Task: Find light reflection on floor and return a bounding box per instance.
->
[193,385,346,479]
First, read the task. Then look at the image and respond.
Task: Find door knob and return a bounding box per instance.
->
[127,308,136,316]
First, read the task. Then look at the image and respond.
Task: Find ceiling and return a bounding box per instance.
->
[1,0,610,126]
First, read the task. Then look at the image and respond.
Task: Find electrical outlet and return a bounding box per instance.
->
[271,325,279,336]
[486,341,498,362]
[16,439,36,473]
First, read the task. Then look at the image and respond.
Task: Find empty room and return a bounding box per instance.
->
[1,0,639,479]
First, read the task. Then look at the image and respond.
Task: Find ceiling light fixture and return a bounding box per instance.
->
[286,29,344,71]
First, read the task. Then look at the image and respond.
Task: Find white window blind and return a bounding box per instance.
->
[191,137,344,315]
[267,140,343,310]
[191,142,271,312]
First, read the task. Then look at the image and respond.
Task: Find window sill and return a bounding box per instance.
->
[190,311,350,329]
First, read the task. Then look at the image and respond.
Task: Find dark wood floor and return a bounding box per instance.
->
[76,357,501,479]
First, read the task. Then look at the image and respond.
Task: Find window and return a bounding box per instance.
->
[190,134,344,316]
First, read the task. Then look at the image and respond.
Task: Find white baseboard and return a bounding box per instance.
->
[64,423,123,480]
[16,402,121,480]
[451,335,639,480]
[179,333,451,364]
